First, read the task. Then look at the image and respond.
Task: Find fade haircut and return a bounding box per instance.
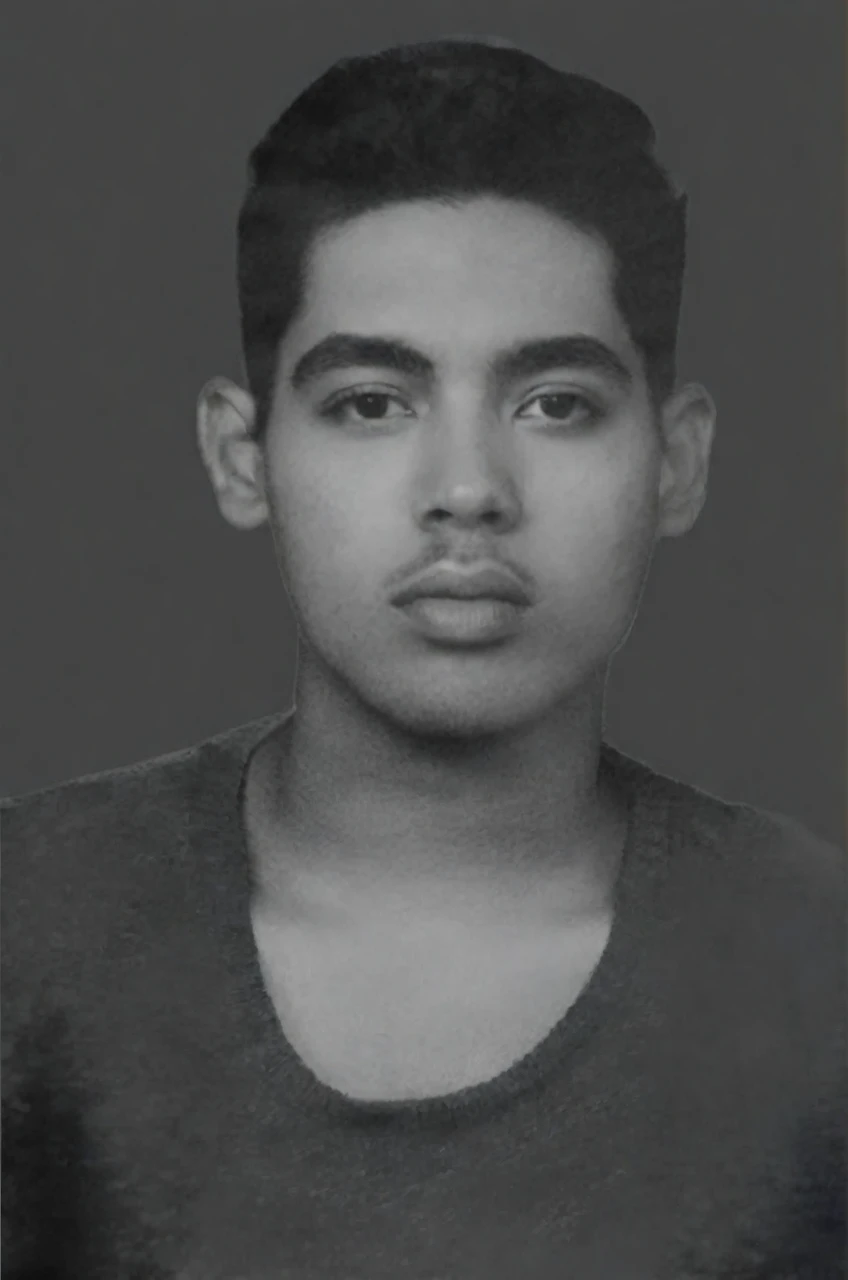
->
[237,39,687,438]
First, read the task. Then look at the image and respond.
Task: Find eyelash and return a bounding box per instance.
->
[320,388,605,429]
[321,389,413,425]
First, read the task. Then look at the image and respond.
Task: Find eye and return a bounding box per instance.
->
[517,391,602,428]
[321,390,413,426]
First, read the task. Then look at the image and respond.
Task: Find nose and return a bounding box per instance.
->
[411,407,522,535]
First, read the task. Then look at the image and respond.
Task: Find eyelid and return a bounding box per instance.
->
[516,385,601,412]
[322,383,413,408]
[318,369,422,395]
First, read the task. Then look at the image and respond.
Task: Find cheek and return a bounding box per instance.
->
[534,449,659,596]
[264,454,398,604]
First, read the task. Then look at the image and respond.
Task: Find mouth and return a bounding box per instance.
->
[390,563,533,607]
[393,593,529,646]
[390,562,533,646]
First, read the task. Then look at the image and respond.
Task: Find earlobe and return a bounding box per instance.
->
[656,383,716,539]
[196,377,269,531]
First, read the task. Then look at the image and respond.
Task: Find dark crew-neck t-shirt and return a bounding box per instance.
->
[2,712,845,1278]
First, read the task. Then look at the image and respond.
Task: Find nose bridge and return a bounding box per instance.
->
[415,386,521,525]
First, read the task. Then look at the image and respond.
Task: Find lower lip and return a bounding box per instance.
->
[397,597,526,645]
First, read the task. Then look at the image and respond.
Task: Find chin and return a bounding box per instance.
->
[353,663,594,746]
[381,703,526,744]
[300,624,609,743]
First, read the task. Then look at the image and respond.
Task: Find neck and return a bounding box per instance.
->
[246,659,626,921]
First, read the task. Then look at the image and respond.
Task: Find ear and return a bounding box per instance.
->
[196,377,268,531]
[655,383,717,539]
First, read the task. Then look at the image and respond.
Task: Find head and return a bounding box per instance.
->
[198,39,715,742]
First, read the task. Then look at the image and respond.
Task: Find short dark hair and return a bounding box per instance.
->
[237,39,687,437]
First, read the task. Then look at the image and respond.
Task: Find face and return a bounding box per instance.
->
[201,196,713,739]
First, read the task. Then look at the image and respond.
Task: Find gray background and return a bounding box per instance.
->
[3,0,845,845]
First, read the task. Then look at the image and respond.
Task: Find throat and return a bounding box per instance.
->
[242,717,631,936]
[251,800,629,937]
[245,712,628,907]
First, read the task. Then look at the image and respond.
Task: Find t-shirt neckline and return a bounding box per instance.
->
[193,711,672,1127]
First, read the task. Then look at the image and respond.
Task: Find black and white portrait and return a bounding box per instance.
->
[3,5,844,1278]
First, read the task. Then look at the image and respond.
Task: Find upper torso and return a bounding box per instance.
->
[2,712,845,1279]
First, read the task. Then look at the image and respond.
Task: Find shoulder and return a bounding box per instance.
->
[615,758,847,1139]
[0,714,279,998]
[618,745,844,1008]
[646,764,845,1051]
[611,743,845,917]
[1,711,281,881]
[662,767,845,912]
[1,743,193,1013]
[2,737,202,899]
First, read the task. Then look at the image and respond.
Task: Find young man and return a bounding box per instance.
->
[2,38,844,1280]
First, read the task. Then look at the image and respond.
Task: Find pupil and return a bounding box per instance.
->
[357,393,388,418]
[542,394,574,419]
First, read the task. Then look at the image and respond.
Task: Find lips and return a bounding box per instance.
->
[389,562,533,608]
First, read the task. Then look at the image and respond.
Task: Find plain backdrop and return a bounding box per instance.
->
[2,0,845,844]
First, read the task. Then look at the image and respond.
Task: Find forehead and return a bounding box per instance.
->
[287,197,633,363]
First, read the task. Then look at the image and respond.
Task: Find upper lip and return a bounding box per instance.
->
[390,561,533,607]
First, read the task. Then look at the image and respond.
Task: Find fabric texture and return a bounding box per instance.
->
[2,711,845,1279]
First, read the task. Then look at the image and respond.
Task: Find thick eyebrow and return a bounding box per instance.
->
[492,336,633,389]
[289,335,434,390]
[288,332,632,392]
